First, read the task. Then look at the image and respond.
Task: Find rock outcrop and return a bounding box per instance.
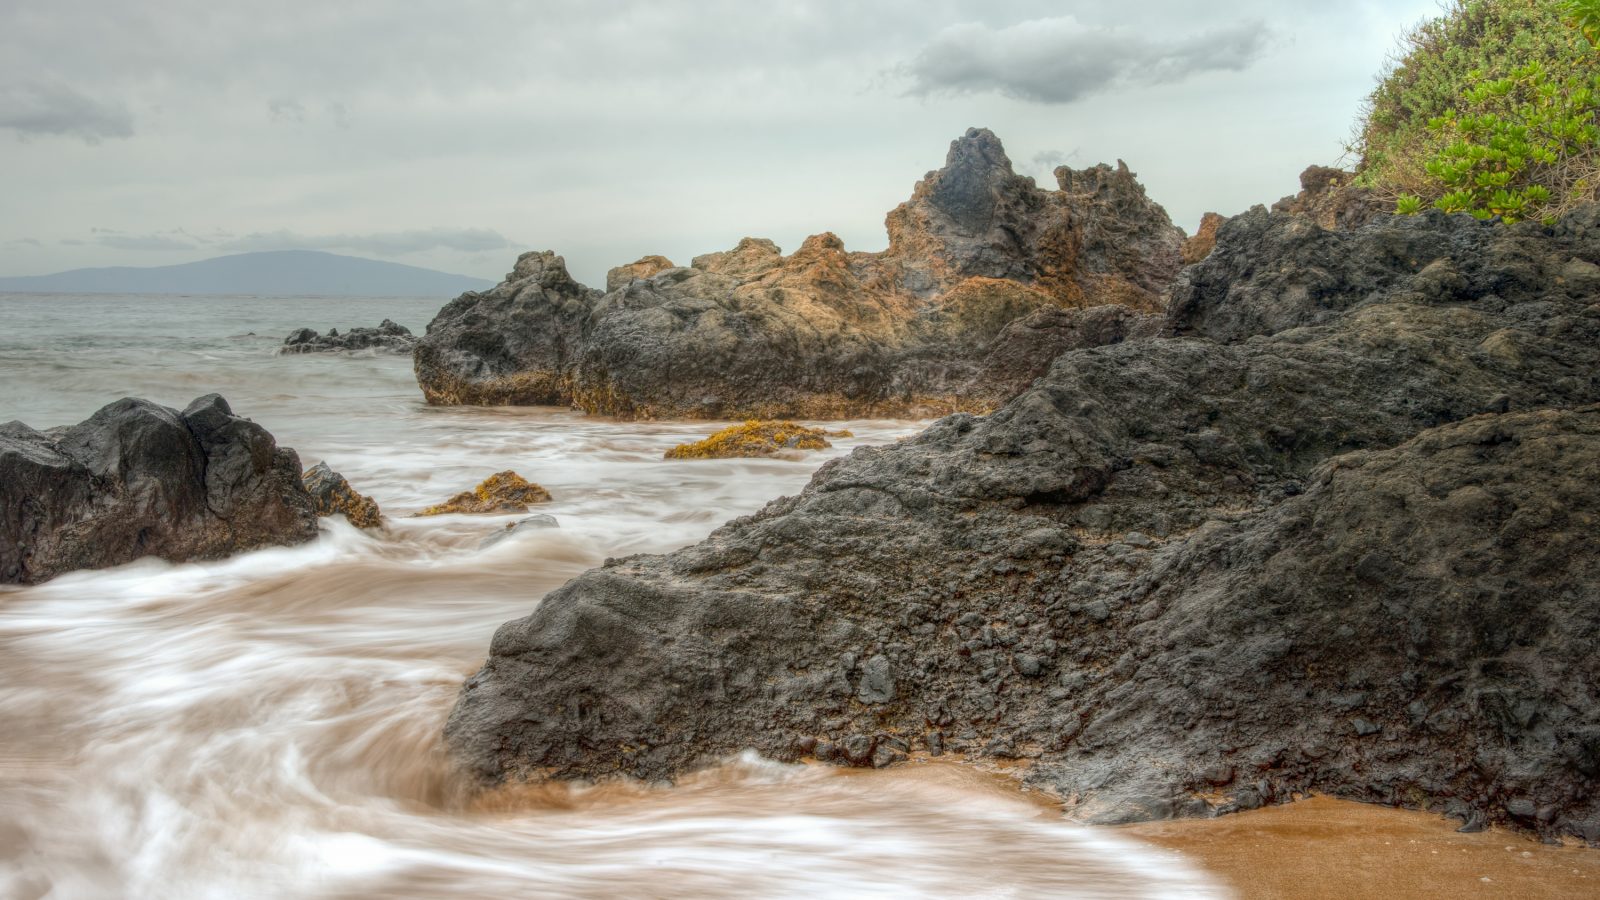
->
[0,394,319,584]
[1272,166,1388,231]
[664,422,833,460]
[282,320,416,354]
[302,462,383,529]
[446,204,1600,842]
[415,471,551,517]
[414,128,1184,419]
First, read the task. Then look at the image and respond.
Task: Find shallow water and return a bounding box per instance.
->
[0,294,1224,898]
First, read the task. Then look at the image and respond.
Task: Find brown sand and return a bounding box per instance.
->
[1125,795,1600,899]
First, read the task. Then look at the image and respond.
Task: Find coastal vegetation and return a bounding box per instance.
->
[1358,0,1600,223]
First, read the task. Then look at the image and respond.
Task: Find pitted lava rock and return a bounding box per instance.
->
[446,203,1600,842]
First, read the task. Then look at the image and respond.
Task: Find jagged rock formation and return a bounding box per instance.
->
[281,319,416,354]
[446,204,1600,842]
[0,395,318,584]
[302,462,383,529]
[415,471,551,517]
[414,128,1184,419]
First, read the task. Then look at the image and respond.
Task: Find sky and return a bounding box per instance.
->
[0,0,1443,287]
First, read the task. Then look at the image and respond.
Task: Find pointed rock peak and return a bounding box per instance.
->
[796,232,845,256]
[507,250,590,293]
[942,127,1014,176]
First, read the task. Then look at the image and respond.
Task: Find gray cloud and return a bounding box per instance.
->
[267,98,306,123]
[218,227,515,256]
[0,81,133,142]
[97,233,197,251]
[901,16,1270,104]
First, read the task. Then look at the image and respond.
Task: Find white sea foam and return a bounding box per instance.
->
[0,293,1228,898]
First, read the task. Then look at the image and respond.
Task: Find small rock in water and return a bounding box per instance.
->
[280,319,416,355]
[302,461,382,529]
[664,421,832,460]
[479,514,561,549]
[415,471,551,517]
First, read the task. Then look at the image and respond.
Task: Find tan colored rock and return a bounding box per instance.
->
[1182,212,1227,265]
[415,128,1187,419]
[415,471,552,517]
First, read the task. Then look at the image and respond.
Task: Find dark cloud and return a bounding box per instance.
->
[0,81,133,142]
[901,16,1270,104]
[218,228,515,256]
[96,234,196,251]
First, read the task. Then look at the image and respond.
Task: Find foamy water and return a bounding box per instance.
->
[0,293,1226,898]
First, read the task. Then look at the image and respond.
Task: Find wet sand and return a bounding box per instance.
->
[1126,795,1600,899]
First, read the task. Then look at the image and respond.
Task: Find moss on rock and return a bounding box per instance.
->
[664,421,833,460]
[415,470,552,516]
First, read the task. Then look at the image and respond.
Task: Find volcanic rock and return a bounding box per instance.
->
[302,461,383,528]
[1272,165,1388,231]
[415,471,552,517]
[445,203,1600,842]
[0,394,319,584]
[282,319,416,354]
[414,128,1184,419]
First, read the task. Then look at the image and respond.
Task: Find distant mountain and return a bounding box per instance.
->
[0,250,496,297]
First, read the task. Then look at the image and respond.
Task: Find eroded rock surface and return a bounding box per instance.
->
[446,204,1600,841]
[0,394,318,584]
[282,319,416,354]
[414,128,1184,418]
[303,461,383,528]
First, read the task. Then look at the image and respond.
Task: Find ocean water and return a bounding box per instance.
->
[0,293,1225,899]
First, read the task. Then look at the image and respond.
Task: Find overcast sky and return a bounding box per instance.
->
[1,0,1439,286]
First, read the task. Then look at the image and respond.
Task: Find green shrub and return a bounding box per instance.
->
[1356,0,1599,222]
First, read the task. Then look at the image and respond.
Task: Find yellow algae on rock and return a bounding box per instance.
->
[302,462,383,529]
[415,470,552,516]
[664,421,833,460]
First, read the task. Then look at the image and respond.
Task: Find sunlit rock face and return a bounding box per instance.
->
[0,393,318,584]
[448,203,1600,842]
[413,128,1184,419]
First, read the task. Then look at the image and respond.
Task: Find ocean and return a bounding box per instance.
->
[0,292,1219,898]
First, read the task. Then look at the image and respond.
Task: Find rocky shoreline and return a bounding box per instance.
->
[413,128,1184,419]
[444,202,1600,842]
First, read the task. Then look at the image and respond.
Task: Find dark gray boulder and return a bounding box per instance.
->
[445,203,1600,842]
[0,394,318,584]
[281,319,416,354]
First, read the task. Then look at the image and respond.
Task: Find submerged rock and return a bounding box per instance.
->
[664,422,833,460]
[414,128,1184,419]
[302,462,382,529]
[415,471,551,517]
[479,514,561,549]
[281,319,416,354]
[445,203,1600,842]
[0,394,318,584]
